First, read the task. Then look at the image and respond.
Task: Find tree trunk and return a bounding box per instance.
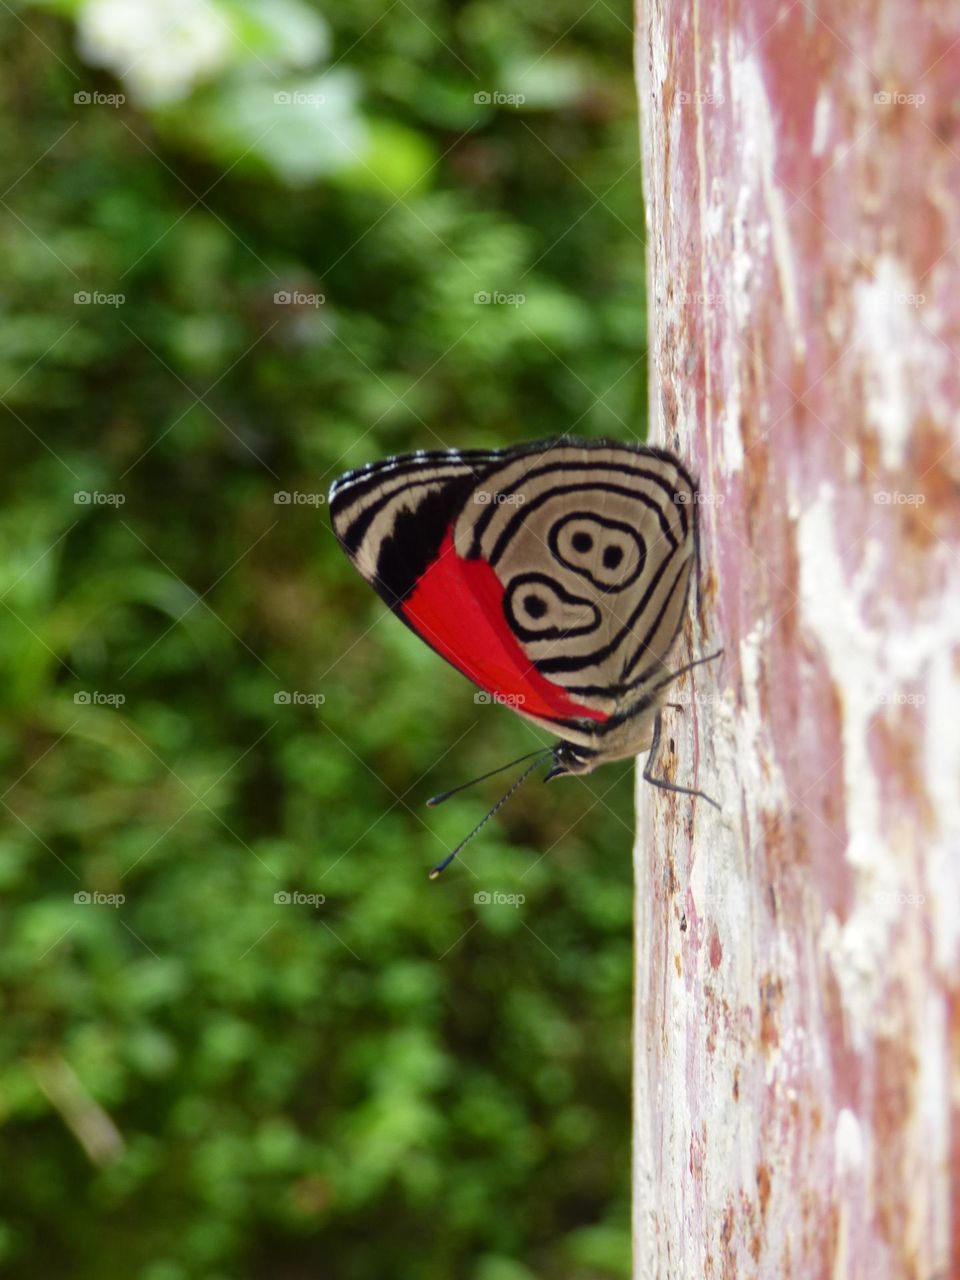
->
[631,2,960,1277]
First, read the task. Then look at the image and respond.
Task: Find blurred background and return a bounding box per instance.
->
[0,1,648,1276]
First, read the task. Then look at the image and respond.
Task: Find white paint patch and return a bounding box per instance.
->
[921,640,960,970]
[730,52,804,357]
[918,992,952,1269]
[812,89,832,157]
[720,385,745,474]
[717,39,802,476]
[643,0,670,117]
[692,0,715,474]
[853,257,932,471]
[799,490,895,1049]
[705,176,725,241]
[834,1107,864,1176]
[798,488,896,1049]
[832,1109,864,1278]
[738,618,790,818]
[799,485,960,1046]
[734,621,795,1076]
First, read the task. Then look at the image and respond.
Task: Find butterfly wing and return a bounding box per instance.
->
[329,438,696,746]
[329,447,499,608]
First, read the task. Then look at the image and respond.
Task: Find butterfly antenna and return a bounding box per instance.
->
[426,748,552,807]
[428,751,554,880]
[650,649,724,697]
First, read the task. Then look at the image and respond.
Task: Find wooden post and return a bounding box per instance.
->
[632,2,960,1276]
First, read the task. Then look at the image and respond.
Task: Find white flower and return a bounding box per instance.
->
[77,0,234,105]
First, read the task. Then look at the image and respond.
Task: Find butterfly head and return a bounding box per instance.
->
[545,740,599,780]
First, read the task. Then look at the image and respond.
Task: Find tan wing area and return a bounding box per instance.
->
[330,439,697,754]
[451,443,696,717]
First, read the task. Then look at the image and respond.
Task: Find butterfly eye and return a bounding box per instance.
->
[504,573,600,640]
[548,514,645,592]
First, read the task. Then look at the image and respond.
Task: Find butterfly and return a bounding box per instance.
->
[329,437,720,875]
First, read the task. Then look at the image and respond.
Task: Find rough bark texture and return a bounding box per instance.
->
[632,3,960,1277]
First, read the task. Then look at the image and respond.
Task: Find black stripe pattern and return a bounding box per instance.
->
[329,438,697,760]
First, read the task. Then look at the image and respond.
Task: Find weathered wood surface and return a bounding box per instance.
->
[632,2,960,1277]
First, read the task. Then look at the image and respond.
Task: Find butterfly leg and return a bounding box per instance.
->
[642,710,721,809]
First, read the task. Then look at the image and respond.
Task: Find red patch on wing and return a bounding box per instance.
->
[401,529,607,724]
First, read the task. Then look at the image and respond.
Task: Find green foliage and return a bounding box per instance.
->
[0,0,645,1275]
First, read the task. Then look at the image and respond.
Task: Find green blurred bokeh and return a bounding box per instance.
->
[0,1,647,1276]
